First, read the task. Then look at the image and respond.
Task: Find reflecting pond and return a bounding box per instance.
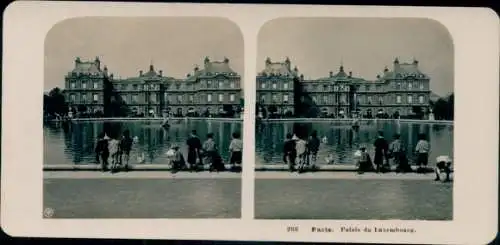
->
[255,120,453,167]
[44,120,243,165]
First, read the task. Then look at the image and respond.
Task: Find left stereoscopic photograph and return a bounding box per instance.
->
[43,17,244,218]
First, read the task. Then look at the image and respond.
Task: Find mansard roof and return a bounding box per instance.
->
[258,57,299,77]
[70,57,103,75]
[186,57,240,81]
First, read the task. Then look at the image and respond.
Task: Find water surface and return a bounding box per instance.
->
[44,120,243,165]
[255,120,453,166]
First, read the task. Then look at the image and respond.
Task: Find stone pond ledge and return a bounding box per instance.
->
[44,164,434,172]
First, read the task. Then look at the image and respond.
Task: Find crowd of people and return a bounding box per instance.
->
[94,129,243,173]
[282,129,453,181]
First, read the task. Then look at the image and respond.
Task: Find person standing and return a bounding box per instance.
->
[283,133,297,171]
[228,131,243,171]
[186,130,203,171]
[203,133,223,171]
[389,133,410,173]
[296,135,308,173]
[95,132,109,172]
[307,130,321,167]
[373,131,389,173]
[415,133,431,173]
[108,134,121,173]
[119,130,134,171]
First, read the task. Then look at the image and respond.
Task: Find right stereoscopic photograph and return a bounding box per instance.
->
[254,18,454,220]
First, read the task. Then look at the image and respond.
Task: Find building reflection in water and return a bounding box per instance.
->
[255,121,453,166]
[43,120,243,165]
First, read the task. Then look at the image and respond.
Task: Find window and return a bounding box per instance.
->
[396,95,402,104]
[323,95,328,104]
[396,82,402,90]
[408,82,413,90]
[260,95,265,103]
[230,94,235,102]
[143,84,148,90]
[93,93,98,102]
[367,96,372,105]
[230,81,235,88]
[333,85,338,91]
[407,94,413,104]
[176,84,181,90]
[272,82,277,89]
[313,85,318,91]
[82,81,87,89]
[133,84,138,90]
[419,95,424,104]
[218,93,224,102]
[93,82,98,89]
[150,84,155,90]
[283,94,289,103]
[207,80,212,88]
[177,95,182,103]
[81,94,87,103]
[419,82,424,90]
[151,94,157,103]
[261,82,266,89]
[132,94,138,103]
[207,94,212,102]
[324,85,328,91]
[379,97,384,105]
[272,94,278,103]
[340,94,346,104]
[283,82,289,89]
[365,85,370,91]
[164,93,168,102]
[189,95,194,103]
[71,82,76,89]
[312,96,317,103]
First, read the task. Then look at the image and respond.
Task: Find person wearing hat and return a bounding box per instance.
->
[373,130,389,173]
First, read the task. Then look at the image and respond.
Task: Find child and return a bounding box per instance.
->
[108,135,121,173]
[229,132,243,171]
[295,136,308,172]
[325,154,335,165]
[357,146,373,174]
[435,155,452,182]
[415,133,430,173]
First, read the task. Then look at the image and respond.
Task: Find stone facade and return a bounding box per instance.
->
[63,56,242,117]
[257,57,431,118]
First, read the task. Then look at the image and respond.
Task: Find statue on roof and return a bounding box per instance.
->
[223,57,229,63]
[95,56,100,62]
[384,66,389,72]
[394,57,399,64]
[204,56,210,64]
[265,57,271,65]
[285,57,290,63]
[294,66,298,72]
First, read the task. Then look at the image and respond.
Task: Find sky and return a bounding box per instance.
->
[44,17,244,91]
[258,18,454,96]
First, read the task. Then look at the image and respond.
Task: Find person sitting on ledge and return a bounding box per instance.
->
[356,145,374,174]
[434,155,453,182]
[283,133,297,171]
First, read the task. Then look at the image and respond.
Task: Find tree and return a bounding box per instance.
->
[223,104,235,117]
[44,87,68,116]
[412,106,424,119]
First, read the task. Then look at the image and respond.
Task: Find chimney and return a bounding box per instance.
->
[376,74,380,79]
[300,74,304,80]
[159,70,163,77]
[223,57,229,63]
[329,71,333,77]
[187,73,191,78]
[384,66,389,73]
[349,71,352,78]
[194,65,199,72]
[265,57,271,66]
[139,70,143,76]
[413,58,419,66]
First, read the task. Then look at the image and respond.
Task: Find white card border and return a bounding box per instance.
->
[2,2,499,244]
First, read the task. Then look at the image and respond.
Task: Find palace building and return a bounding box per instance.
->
[256,57,432,118]
[63,56,243,117]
